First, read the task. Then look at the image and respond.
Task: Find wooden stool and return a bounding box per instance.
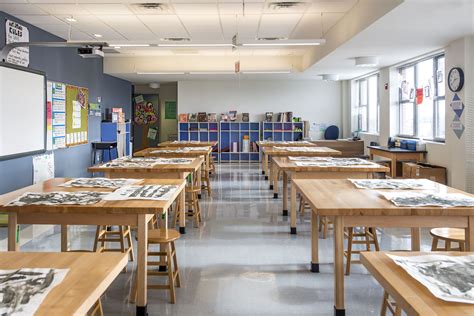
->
[93,225,134,262]
[430,227,465,251]
[380,291,401,316]
[298,196,311,217]
[209,155,216,174]
[201,166,212,197]
[344,227,379,275]
[131,229,181,304]
[88,299,103,316]
[319,216,333,239]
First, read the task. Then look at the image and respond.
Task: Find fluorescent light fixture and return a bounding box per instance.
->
[65,17,77,22]
[136,71,185,75]
[355,56,379,67]
[109,44,150,47]
[242,39,325,47]
[158,43,235,48]
[321,74,339,81]
[242,70,291,74]
[189,71,235,75]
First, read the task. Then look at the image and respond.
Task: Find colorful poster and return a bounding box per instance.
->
[46,82,53,150]
[66,85,89,146]
[134,94,158,125]
[49,81,67,149]
[5,19,29,67]
[416,88,424,105]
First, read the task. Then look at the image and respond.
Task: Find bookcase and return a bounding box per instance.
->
[261,122,304,142]
[101,122,131,161]
[178,122,219,160]
[220,122,260,162]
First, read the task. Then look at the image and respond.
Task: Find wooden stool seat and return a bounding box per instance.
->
[148,229,181,243]
[430,227,465,251]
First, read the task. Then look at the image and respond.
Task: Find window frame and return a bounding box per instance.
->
[356,73,379,134]
[397,54,445,142]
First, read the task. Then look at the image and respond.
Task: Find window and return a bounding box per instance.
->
[355,74,379,133]
[398,54,445,141]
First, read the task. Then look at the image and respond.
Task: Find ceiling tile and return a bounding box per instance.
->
[55,15,126,40]
[218,2,264,15]
[173,3,218,14]
[81,4,133,15]
[138,15,189,39]
[15,15,63,25]
[178,14,223,40]
[321,12,345,33]
[0,4,46,15]
[291,13,323,39]
[220,14,260,40]
[258,13,302,38]
[96,15,157,40]
[307,0,357,13]
[263,1,310,13]
[35,4,90,15]
[35,23,93,40]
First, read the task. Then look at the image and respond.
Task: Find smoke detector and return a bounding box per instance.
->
[149,83,160,89]
[268,1,306,10]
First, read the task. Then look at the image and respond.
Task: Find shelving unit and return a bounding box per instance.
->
[178,122,219,161]
[220,122,260,162]
[261,122,305,142]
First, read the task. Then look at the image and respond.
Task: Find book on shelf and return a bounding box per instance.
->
[198,112,208,122]
[188,113,197,122]
[208,113,217,122]
[228,110,237,121]
[242,113,249,122]
[265,112,273,122]
[179,113,188,123]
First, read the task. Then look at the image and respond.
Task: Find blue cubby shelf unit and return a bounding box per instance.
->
[261,122,304,142]
[178,122,219,161]
[220,122,260,162]
[101,122,131,162]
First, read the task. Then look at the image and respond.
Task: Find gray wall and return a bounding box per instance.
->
[0,12,132,194]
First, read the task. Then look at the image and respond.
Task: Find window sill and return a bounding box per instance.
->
[395,136,445,144]
[359,132,380,137]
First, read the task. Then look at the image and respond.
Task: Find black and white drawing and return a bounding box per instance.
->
[151,158,194,165]
[59,178,141,189]
[7,191,107,206]
[0,268,69,315]
[100,157,159,168]
[293,158,374,167]
[103,185,179,201]
[350,179,436,190]
[381,192,474,207]
[275,147,324,152]
[388,254,474,304]
[182,147,210,151]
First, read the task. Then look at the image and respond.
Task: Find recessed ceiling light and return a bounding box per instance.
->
[93,34,103,38]
[355,56,379,67]
[65,17,77,23]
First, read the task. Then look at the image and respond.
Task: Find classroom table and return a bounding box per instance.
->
[256,141,316,178]
[159,140,218,148]
[88,157,202,233]
[367,145,427,178]
[0,252,128,315]
[361,251,474,316]
[0,178,186,316]
[264,146,342,190]
[293,178,474,316]
[271,157,389,234]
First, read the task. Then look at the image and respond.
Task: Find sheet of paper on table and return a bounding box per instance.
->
[182,147,209,151]
[275,147,321,152]
[103,185,179,201]
[380,191,474,207]
[388,254,474,304]
[147,158,194,165]
[350,179,437,190]
[100,157,159,168]
[293,158,373,167]
[7,191,108,206]
[0,268,69,316]
[59,178,142,189]
[150,149,185,154]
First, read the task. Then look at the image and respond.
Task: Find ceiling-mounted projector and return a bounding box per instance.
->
[77,47,104,58]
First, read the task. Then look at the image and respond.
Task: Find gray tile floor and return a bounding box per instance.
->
[10,163,434,315]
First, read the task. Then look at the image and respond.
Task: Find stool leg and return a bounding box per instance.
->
[323,217,328,239]
[380,291,389,316]
[126,227,135,262]
[119,226,126,253]
[446,241,451,251]
[171,242,181,288]
[431,237,439,251]
[345,228,353,276]
[460,241,465,252]
[364,228,372,251]
[371,228,380,251]
[93,226,102,252]
[299,197,304,217]
[167,243,176,304]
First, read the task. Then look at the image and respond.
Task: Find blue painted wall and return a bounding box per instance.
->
[0,12,132,194]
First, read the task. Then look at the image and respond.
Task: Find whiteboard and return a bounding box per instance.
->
[0,63,46,160]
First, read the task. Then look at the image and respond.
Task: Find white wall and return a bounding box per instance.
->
[177,80,343,139]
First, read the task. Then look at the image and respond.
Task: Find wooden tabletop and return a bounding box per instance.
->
[272,157,389,173]
[0,178,186,215]
[368,145,427,154]
[88,157,203,174]
[293,179,474,216]
[263,146,342,156]
[361,252,474,316]
[134,147,212,157]
[257,141,316,148]
[159,140,218,147]
[0,252,127,316]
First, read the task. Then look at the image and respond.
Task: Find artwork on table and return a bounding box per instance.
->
[150,149,185,154]
[388,254,474,304]
[103,185,179,201]
[100,157,160,168]
[350,179,437,190]
[380,192,474,207]
[0,268,69,315]
[182,146,209,151]
[293,158,374,167]
[150,158,194,165]
[7,192,107,206]
[288,156,331,161]
[59,178,141,189]
[275,147,324,152]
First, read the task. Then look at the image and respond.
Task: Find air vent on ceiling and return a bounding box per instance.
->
[161,37,191,42]
[268,1,306,10]
[257,37,288,41]
[131,3,170,13]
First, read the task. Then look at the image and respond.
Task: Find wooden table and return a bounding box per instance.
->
[263,146,342,191]
[88,157,203,233]
[361,252,474,316]
[0,178,186,316]
[311,140,364,157]
[0,252,128,315]
[271,157,389,234]
[293,178,474,315]
[368,146,427,178]
[256,141,316,178]
[159,140,218,148]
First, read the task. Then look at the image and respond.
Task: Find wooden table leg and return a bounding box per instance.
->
[290,183,296,234]
[179,190,186,234]
[261,152,265,175]
[390,158,397,178]
[61,225,69,252]
[273,163,279,198]
[136,214,148,316]
[411,228,421,251]
[466,216,474,251]
[311,211,319,272]
[264,154,269,179]
[334,216,345,315]
[269,158,273,189]
[197,163,202,199]
[282,171,288,216]
[8,213,18,251]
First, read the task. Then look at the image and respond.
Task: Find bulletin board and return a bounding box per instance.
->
[65,85,89,147]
